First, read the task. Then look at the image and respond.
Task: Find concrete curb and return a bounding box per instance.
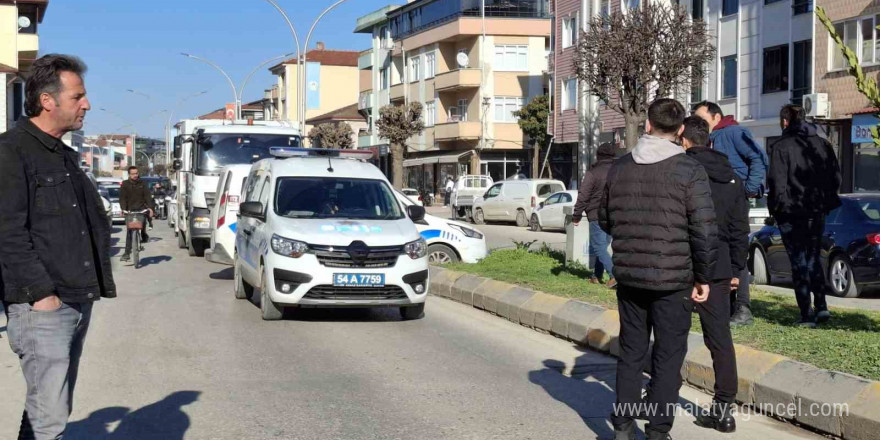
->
[428,266,880,440]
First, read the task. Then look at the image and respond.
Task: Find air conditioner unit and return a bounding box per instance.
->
[803,93,829,118]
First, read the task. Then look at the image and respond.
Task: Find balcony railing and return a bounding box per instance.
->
[434,69,481,91]
[389,0,550,40]
[435,120,481,141]
[359,91,374,110]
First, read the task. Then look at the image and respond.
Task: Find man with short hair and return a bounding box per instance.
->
[768,104,841,327]
[600,98,717,440]
[693,101,768,326]
[680,116,749,432]
[119,166,154,262]
[572,142,618,288]
[0,54,116,439]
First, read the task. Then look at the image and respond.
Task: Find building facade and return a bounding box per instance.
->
[268,43,360,134]
[305,103,368,149]
[1,0,48,132]
[357,0,551,193]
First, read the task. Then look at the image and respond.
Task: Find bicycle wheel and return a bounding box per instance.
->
[132,230,141,268]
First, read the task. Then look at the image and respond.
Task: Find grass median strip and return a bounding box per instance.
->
[447,248,880,381]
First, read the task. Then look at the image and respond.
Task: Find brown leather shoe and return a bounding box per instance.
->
[606,278,618,289]
[589,277,600,284]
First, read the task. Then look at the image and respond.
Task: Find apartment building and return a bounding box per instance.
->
[814,0,880,193]
[356,0,551,193]
[1,0,49,132]
[268,43,360,133]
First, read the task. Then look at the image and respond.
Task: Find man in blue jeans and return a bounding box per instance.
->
[572,142,617,288]
[0,55,116,439]
[768,105,841,327]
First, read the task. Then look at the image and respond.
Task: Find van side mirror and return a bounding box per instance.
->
[764,217,776,226]
[172,159,182,171]
[407,205,426,222]
[173,136,182,159]
[539,202,545,208]
[240,201,265,220]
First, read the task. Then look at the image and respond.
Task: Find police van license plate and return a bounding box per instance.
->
[334,273,385,287]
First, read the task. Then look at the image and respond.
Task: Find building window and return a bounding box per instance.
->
[792,0,812,15]
[831,16,880,70]
[623,0,640,12]
[722,0,738,16]
[792,40,812,104]
[494,97,524,122]
[410,55,421,82]
[692,0,703,20]
[380,26,392,49]
[12,82,24,121]
[563,78,577,110]
[449,99,468,122]
[762,44,789,94]
[721,55,737,98]
[562,15,578,49]
[426,52,436,78]
[690,65,704,104]
[494,45,528,71]
[380,67,390,90]
[425,101,436,127]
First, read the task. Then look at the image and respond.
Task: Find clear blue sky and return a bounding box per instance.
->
[40,0,378,139]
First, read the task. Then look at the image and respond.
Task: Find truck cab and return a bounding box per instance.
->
[172,120,301,256]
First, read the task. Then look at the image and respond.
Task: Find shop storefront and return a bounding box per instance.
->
[850,114,880,193]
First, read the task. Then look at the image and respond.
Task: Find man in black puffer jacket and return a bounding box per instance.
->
[768,104,841,327]
[572,142,618,287]
[682,117,750,433]
[600,99,717,440]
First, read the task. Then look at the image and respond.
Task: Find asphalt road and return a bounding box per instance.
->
[0,223,826,439]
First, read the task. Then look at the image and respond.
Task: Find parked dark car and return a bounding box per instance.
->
[749,194,880,298]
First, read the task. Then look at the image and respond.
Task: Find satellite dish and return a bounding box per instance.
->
[456,52,470,69]
[18,16,31,29]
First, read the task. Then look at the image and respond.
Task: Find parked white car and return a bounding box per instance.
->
[205,165,252,266]
[103,184,124,224]
[529,190,578,231]
[395,190,487,264]
[401,188,424,206]
[234,147,429,321]
[472,179,566,227]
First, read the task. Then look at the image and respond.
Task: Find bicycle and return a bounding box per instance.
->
[124,209,150,268]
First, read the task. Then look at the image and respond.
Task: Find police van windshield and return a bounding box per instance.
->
[275,177,404,220]
[196,133,301,175]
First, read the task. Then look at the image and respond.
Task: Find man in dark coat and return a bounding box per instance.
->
[0,54,116,439]
[119,166,155,261]
[600,99,717,440]
[682,116,750,433]
[694,101,769,326]
[572,142,617,288]
[768,104,841,327]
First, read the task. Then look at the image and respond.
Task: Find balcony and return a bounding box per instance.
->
[358,130,374,148]
[390,83,405,102]
[359,90,374,110]
[434,121,481,141]
[434,69,481,92]
[358,50,373,70]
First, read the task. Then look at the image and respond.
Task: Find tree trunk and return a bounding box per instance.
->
[531,143,540,178]
[623,111,642,151]
[391,142,404,189]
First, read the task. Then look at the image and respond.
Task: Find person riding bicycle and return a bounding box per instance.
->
[120,166,154,262]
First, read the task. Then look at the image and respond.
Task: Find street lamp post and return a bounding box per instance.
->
[300,0,352,131]
[181,53,240,120]
[239,53,294,116]
[261,0,302,127]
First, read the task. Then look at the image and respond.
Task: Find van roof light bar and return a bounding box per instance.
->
[269,147,375,160]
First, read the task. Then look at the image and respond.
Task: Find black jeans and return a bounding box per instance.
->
[612,285,693,434]
[697,281,738,403]
[777,214,829,320]
[733,266,750,309]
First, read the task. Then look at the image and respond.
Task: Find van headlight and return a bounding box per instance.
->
[405,238,427,259]
[271,234,309,258]
[448,223,483,239]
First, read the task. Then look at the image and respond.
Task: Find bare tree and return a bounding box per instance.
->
[308,122,355,149]
[575,3,715,149]
[376,102,425,188]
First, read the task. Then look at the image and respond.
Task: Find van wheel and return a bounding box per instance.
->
[751,247,770,285]
[260,266,284,320]
[188,238,206,257]
[177,231,186,249]
[234,257,253,300]
[516,209,528,227]
[529,214,542,232]
[400,303,425,320]
[473,208,486,225]
[428,244,459,265]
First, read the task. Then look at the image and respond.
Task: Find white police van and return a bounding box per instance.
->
[395,190,487,264]
[234,147,429,321]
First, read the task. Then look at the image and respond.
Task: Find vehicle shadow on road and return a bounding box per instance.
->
[209,267,234,280]
[65,390,201,440]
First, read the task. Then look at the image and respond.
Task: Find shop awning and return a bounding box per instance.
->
[403,151,472,167]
